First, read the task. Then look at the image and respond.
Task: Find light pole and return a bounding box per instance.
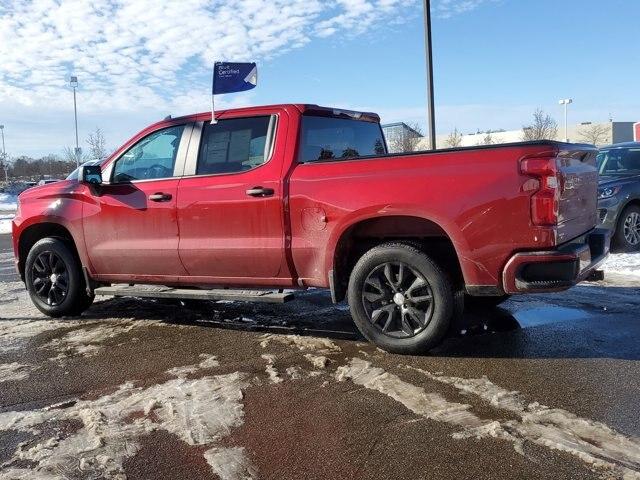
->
[559,98,573,142]
[70,76,81,168]
[422,0,436,150]
[0,125,7,182]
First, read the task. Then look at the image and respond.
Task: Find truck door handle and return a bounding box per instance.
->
[246,187,274,197]
[148,192,172,202]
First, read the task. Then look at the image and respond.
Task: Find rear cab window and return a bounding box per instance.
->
[298,115,387,163]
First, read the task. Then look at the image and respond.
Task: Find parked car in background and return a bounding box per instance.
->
[11,104,608,353]
[36,178,62,186]
[597,142,640,251]
[65,159,102,181]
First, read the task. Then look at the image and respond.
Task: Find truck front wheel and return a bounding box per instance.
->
[347,242,453,354]
[25,238,94,317]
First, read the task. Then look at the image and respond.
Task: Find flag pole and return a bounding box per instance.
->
[211,93,217,124]
[211,62,217,124]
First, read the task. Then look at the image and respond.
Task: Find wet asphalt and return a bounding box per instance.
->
[0,233,639,479]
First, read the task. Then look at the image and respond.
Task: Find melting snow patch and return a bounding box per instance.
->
[261,354,283,384]
[204,446,257,480]
[304,354,329,369]
[0,319,70,352]
[409,367,640,478]
[167,353,220,377]
[259,334,341,354]
[41,321,138,360]
[0,372,254,479]
[285,366,303,380]
[335,358,497,433]
[602,253,640,279]
[0,362,37,383]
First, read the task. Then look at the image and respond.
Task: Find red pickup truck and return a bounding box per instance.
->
[12,104,609,353]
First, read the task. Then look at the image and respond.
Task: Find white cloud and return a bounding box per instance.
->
[0,0,504,156]
[434,0,500,19]
[0,0,418,114]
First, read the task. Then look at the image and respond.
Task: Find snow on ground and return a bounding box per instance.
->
[602,252,640,279]
[0,193,17,211]
[0,193,18,234]
[0,214,13,235]
[0,362,38,383]
[0,369,253,479]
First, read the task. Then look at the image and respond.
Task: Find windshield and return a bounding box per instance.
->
[597,148,640,175]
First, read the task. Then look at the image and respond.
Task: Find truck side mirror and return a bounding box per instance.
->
[81,165,103,185]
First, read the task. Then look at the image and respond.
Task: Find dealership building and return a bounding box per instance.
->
[383,121,639,152]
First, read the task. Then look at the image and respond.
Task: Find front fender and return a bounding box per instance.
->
[13,184,92,275]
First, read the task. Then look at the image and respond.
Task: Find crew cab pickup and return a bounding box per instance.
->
[12,104,609,353]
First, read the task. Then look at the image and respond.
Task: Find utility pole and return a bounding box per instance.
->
[70,76,81,168]
[422,0,436,150]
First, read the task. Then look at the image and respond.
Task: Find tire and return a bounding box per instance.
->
[347,242,453,355]
[25,237,94,317]
[612,205,640,252]
[464,294,511,311]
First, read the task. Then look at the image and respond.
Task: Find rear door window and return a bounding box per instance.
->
[196,116,271,175]
[298,116,387,163]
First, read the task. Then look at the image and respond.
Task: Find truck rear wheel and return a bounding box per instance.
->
[25,238,94,317]
[347,242,453,354]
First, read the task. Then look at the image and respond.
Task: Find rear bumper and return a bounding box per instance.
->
[502,228,610,294]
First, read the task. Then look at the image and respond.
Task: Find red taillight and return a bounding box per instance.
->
[521,156,559,226]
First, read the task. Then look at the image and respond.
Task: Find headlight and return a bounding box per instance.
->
[598,186,621,200]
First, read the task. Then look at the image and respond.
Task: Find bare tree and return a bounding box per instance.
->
[0,155,11,182]
[387,123,424,153]
[478,132,495,146]
[577,123,609,145]
[63,146,87,165]
[521,109,558,141]
[445,128,463,148]
[86,127,107,160]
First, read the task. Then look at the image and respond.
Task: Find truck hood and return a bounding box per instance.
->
[18,179,77,202]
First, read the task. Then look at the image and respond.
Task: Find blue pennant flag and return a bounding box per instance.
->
[212,62,258,95]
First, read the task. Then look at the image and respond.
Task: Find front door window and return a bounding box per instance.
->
[112,125,185,182]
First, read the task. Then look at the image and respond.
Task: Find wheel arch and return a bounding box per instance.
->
[17,222,81,281]
[328,213,466,303]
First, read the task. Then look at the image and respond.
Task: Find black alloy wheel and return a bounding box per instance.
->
[361,262,434,338]
[31,251,70,306]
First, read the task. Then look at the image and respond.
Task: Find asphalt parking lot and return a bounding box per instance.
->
[1,233,640,479]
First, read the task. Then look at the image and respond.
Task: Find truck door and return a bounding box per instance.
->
[176,112,289,280]
[82,124,191,280]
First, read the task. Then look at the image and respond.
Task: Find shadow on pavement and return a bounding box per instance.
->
[62,285,640,360]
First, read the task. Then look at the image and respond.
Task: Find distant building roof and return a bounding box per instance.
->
[381,122,423,138]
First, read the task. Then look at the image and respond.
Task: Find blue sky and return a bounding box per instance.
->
[1,0,639,157]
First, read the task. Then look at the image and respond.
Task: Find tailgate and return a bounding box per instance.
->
[556,146,599,243]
